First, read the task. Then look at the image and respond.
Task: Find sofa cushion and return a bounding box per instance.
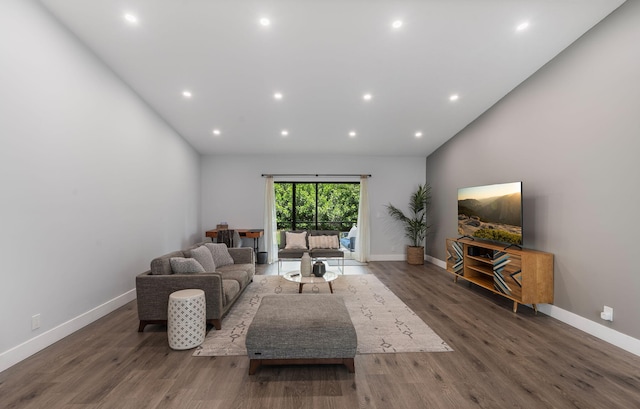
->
[150,251,185,275]
[169,257,205,274]
[205,243,234,268]
[222,279,240,305]
[308,235,339,250]
[184,241,210,251]
[190,245,216,272]
[228,247,255,265]
[285,231,308,249]
[218,268,250,288]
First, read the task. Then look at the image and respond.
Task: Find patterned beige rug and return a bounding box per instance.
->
[194,274,452,357]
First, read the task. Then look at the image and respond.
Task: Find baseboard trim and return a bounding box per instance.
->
[0,289,136,373]
[426,255,446,269]
[536,304,640,357]
[429,257,640,357]
[369,254,406,262]
[371,254,440,264]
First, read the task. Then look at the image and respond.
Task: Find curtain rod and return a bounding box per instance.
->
[261,173,371,178]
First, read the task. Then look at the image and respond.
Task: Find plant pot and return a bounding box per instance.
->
[406,246,424,265]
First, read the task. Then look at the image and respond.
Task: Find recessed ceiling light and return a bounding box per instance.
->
[415,131,423,138]
[516,21,530,32]
[182,90,192,98]
[123,13,138,24]
[363,93,373,101]
[449,94,459,102]
[392,20,403,29]
[259,17,271,27]
[274,92,283,100]
[212,129,221,136]
[349,131,357,138]
[281,130,289,136]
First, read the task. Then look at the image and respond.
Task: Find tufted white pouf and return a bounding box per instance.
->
[168,289,206,350]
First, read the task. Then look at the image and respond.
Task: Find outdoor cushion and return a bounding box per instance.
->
[309,235,339,249]
[278,248,307,259]
[285,231,307,249]
[311,248,344,258]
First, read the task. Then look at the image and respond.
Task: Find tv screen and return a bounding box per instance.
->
[457,182,523,246]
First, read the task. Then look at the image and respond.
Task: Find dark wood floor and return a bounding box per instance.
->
[2,261,639,408]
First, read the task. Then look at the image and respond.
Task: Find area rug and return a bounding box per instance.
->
[194,274,452,357]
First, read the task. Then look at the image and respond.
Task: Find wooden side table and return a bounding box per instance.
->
[205,229,264,256]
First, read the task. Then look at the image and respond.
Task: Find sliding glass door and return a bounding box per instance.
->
[275,182,359,231]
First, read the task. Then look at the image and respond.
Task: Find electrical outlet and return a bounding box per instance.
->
[600,306,613,322]
[31,314,41,330]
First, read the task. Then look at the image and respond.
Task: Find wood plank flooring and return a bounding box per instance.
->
[1,261,639,408]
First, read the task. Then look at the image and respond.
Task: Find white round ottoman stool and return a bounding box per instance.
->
[167,289,206,350]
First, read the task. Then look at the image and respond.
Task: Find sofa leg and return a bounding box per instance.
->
[208,319,222,330]
[249,359,262,375]
[138,319,167,332]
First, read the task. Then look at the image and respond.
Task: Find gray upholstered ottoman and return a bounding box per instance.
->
[246,294,357,374]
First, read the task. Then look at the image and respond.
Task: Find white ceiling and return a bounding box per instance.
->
[39,0,624,157]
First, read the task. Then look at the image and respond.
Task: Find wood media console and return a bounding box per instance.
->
[445,238,553,313]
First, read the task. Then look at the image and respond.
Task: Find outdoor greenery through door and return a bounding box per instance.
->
[275,182,360,232]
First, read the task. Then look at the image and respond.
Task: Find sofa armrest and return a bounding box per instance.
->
[228,247,254,264]
[136,271,224,321]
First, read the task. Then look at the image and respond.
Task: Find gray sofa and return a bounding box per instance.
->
[136,242,254,331]
[278,230,344,273]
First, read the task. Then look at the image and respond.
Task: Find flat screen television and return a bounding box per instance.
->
[457,181,523,247]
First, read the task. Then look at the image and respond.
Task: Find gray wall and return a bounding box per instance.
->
[0,0,201,367]
[426,1,640,339]
[200,154,426,259]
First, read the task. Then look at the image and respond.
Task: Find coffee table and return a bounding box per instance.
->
[282,271,339,293]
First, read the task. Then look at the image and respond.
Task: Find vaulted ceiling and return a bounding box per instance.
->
[39,0,625,156]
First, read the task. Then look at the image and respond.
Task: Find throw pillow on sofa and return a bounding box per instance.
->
[285,231,307,249]
[205,243,235,268]
[191,245,216,272]
[170,257,205,274]
[308,235,340,249]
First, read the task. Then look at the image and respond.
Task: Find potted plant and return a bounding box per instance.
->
[385,183,431,265]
